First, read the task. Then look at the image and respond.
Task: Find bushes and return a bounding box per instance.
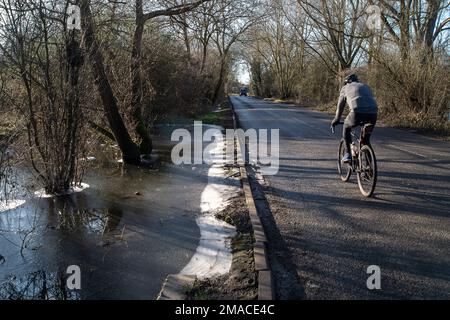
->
[141,32,217,121]
[243,1,449,136]
[114,26,221,125]
[294,59,338,107]
[251,44,449,135]
[0,1,88,194]
[366,46,450,133]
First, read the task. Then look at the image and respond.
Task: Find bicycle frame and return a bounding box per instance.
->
[333,124,374,172]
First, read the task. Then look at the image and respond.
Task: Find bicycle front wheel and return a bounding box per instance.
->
[357,145,377,197]
[337,139,352,182]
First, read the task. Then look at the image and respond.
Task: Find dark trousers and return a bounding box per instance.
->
[343,112,377,154]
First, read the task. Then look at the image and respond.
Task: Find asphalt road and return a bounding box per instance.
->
[231,96,450,300]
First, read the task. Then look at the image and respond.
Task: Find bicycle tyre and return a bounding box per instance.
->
[357,145,377,197]
[337,139,352,182]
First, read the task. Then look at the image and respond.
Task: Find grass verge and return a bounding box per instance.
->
[196,100,235,129]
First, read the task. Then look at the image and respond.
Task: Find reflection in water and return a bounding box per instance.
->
[48,196,124,235]
[0,271,80,300]
[55,207,122,235]
[0,161,202,299]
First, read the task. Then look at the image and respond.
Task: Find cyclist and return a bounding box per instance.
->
[331,74,378,163]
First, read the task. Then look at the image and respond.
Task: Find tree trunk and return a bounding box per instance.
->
[424,0,440,49]
[80,0,141,165]
[64,36,82,190]
[131,0,153,155]
[201,42,208,72]
[212,58,226,106]
[181,15,191,62]
[399,0,411,60]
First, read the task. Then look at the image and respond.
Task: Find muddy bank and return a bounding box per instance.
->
[185,195,257,300]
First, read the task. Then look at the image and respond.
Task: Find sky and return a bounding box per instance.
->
[236,63,251,85]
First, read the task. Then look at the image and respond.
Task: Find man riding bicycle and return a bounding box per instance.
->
[331,74,378,163]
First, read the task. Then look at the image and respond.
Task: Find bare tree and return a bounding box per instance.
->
[297,0,370,74]
[0,0,86,193]
[377,0,450,58]
[211,0,263,105]
[190,0,220,72]
[251,0,307,98]
[80,0,142,165]
[130,0,211,155]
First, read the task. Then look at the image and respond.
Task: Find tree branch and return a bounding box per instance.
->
[143,0,211,22]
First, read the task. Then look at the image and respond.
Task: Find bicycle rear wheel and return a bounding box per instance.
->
[357,145,377,197]
[337,139,352,182]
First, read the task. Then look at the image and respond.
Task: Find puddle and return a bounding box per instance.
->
[0,124,239,299]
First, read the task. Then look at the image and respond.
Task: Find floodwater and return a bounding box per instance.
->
[0,123,240,300]
[0,163,208,299]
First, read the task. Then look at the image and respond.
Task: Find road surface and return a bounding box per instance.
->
[231,96,450,300]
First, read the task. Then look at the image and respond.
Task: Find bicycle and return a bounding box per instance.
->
[332,123,378,197]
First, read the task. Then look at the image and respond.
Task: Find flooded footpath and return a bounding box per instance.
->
[0,124,240,300]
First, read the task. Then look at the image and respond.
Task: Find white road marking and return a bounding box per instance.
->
[387,145,440,162]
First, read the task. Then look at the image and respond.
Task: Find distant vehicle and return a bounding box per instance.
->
[240,88,248,97]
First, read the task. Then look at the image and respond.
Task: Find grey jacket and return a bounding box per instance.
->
[335,82,378,120]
